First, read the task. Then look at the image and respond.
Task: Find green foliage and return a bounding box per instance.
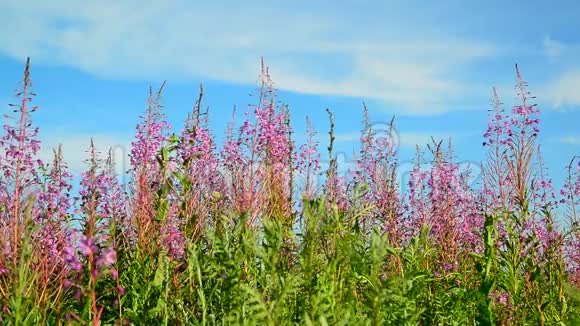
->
[2,198,580,325]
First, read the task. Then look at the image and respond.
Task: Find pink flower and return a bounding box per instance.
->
[97,247,116,268]
[79,236,96,257]
[0,264,8,275]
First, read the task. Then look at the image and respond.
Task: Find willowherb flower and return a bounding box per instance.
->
[128,82,171,250]
[99,149,131,248]
[407,140,482,262]
[251,67,293,220]
[63,243,82,273]
[160,202,185,260]
[0,263,8,275]
[0,58,44,268]
[79,236,97,257]
[482,87,513,211]
[39,146,73,220]
[221,111,264,221]
[176,97,225,235]
[508,65,540,206]
[78,142,111,240]
[96,246,116,268]
[354,108,401,239]
[68,141,123,325]
[406,149,430,236]
[219,63,295,225]
[490,291,511,307]
[295,117,321,201]
[63,279,73,289]
[101,152,126,218]
[561,157,580,285]
[77,142,127,253]
[33,145,76,279]
[73,289,81,301]
[561,157,580,220]
[129,83,170,176]
[442,262,453,271]
[532,147,557,211]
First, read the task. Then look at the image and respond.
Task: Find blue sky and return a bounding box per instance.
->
[0,0,579,191]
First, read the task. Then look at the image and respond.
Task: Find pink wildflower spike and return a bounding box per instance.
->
[253,80,293,220]
[406,147,430,235]
[295,117,321,201]
[176,90,225,237]
[160,201,185,260]
[407,139,482,265]
[220,62,293,226]
[33,145,77,289]
[354,106,401,239]
[110,269,118,280]
[79,236,95,257]
[99,149,130,246]
[0,57,44,268]
[533,146,557,210]
[96,246,116,268]
[74,141,124,316]
[562,156,580,286]
[509,64,540,206]
[482,87,513,211]
[129,82,170,252]
[221,107,263,223]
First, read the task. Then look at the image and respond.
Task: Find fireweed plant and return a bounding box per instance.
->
[0,58,579,325]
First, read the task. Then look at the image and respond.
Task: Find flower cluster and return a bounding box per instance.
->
[295,117,321,200]
[1,59,579,324]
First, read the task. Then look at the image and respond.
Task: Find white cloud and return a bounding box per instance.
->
[334,132,361,143]
[560,136,580,145]
[540,69,580,108]
[39,132,132,176]
[0,0,497,115]
[543,35,564,60]
[536,36,580,109]
[398,132,455,148]
[335,131,459,149]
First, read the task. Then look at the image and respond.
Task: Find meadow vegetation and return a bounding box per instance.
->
[0,58,579,325]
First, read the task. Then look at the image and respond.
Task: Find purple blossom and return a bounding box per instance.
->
[295,117,321,200]
[176,108,225,233]
[0,58,44,266]
[79,236,97,257]
[63,279,73,289]
[354,109,401,237]
[97,247,117,268]
[129,83,170,176]
[490,290,512,309]
[160,202,185,260]
[0,263,8,275]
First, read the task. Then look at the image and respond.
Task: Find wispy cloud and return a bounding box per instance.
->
[334,132,361,143]
[335,131,460,149]
[0,0,498,115]
[398,132,456,148]
[543,35,564,61]
[535,36,580,109]
[541,69,580,108]
[560,136,580,145]
[39,131,132,176]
